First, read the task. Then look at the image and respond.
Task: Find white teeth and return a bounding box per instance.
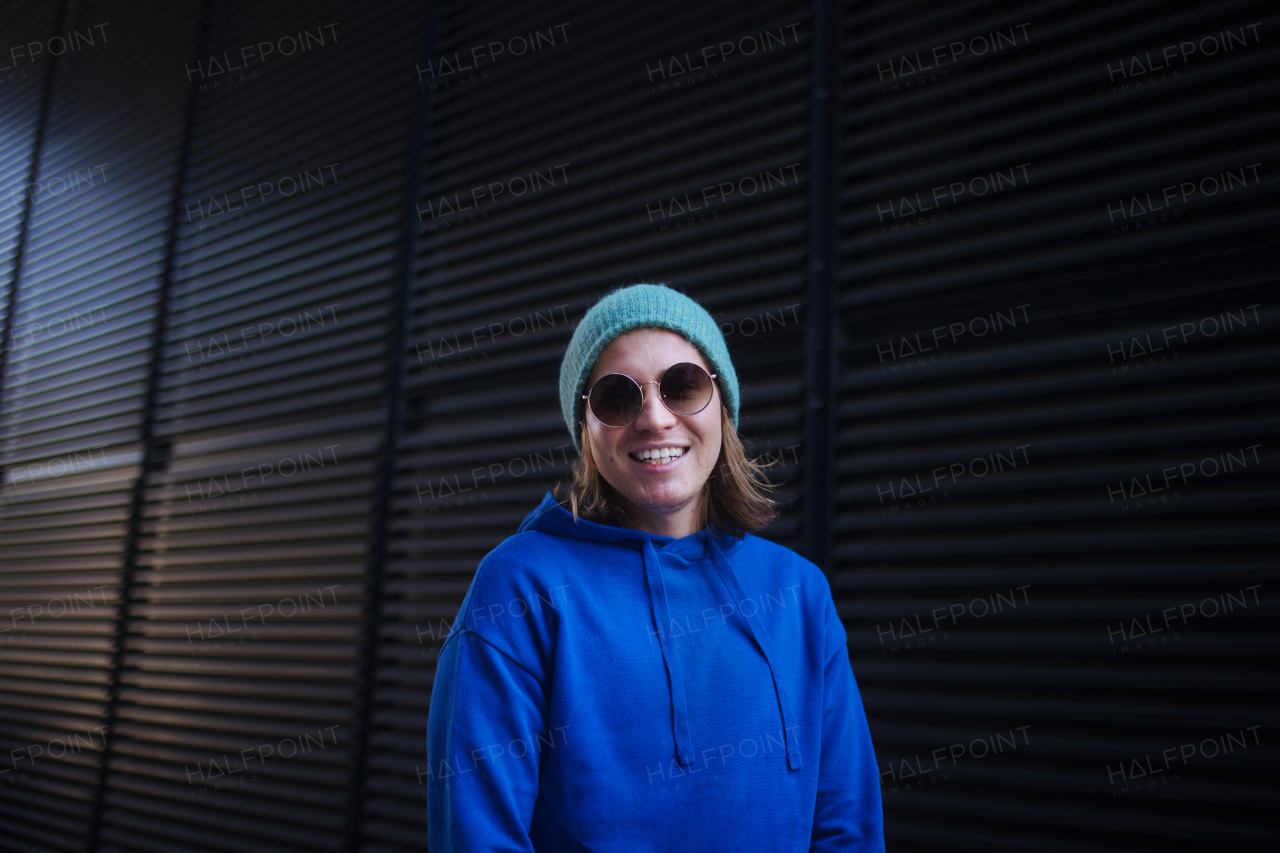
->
[633,447,685,463]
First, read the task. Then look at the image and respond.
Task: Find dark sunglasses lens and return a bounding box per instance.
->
[660,363,714,415]
[589,374,642,426]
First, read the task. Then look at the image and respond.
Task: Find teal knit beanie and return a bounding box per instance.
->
[559,283,740,453]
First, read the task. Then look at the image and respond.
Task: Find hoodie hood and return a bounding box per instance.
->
[517,492,803,771]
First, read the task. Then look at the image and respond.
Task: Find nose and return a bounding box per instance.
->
[633,381,678,432]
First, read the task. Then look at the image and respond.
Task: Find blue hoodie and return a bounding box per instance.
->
[426,492,884,852]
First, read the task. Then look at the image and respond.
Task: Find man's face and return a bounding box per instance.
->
[583,329,723,525]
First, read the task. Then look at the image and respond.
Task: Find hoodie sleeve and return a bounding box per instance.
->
[426,627,549,853]
[811,597,886,852]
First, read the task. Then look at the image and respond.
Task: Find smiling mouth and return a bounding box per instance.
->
[628,446,691,466]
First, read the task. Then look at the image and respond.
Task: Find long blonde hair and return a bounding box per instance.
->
[553,403,781,538]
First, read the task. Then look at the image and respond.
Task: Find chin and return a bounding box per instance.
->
[639,492,692,514]
[624,482,699,514]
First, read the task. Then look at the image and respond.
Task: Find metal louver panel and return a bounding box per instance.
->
[99,3,417,851]
[837,0,1278,850]
[361,1,815,847]
[0,1,53,338]
[0,2,195,850]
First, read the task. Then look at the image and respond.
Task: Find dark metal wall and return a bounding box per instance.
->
[837,1,1277,850]
[0,1,1275,851]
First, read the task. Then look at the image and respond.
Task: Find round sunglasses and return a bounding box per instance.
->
[582,362,718,427]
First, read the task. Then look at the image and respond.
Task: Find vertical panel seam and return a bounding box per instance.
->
[87,0,210,846]
[349,4,434,849]
[803,0,838,572]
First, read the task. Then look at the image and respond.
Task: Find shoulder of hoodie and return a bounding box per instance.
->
[455,528,587,636]
[734,531,824,582]
[731,533,824,587]
[476,527,593,581]
[462,528,575,605]
[443,531,572,676]
[736,533,846,650]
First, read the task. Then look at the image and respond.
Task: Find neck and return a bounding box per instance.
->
[609,488,703,539]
